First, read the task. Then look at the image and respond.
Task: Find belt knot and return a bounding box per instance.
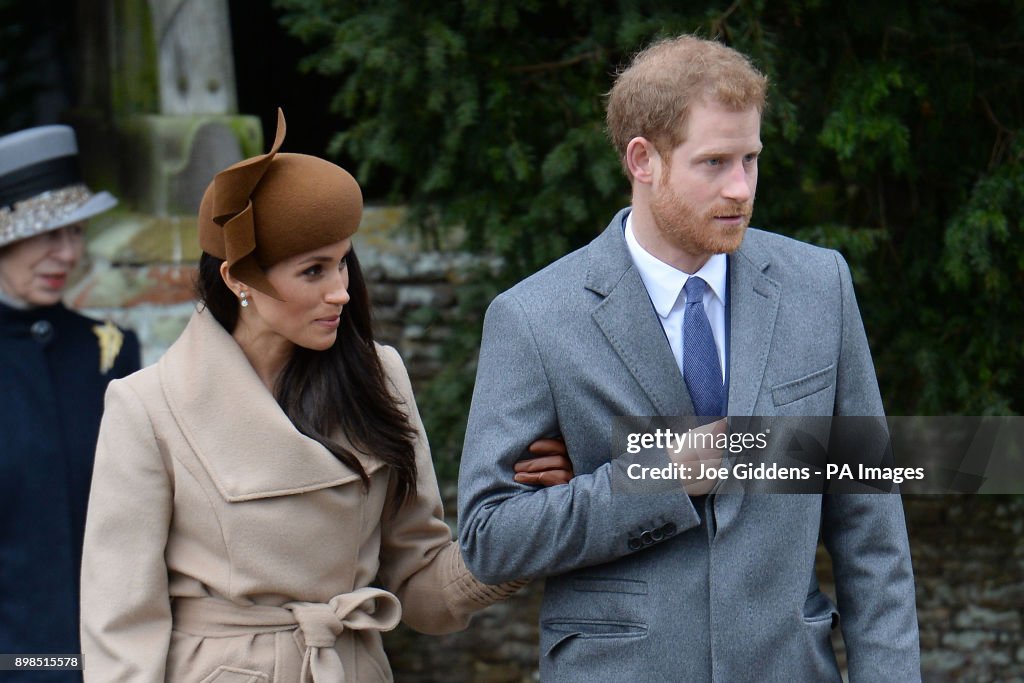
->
[286,587,402,682]
[290,602,345,648]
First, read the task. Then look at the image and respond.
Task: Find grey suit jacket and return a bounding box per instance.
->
[458,209,920,682]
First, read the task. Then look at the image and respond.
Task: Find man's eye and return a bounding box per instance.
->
[744,153,759,163]
[705,158,721,167]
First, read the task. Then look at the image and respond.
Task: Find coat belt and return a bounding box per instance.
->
[173,588,402,682]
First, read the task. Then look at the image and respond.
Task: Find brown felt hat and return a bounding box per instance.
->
[198,109,362,299]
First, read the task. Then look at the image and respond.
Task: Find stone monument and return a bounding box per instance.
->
[67,0,262,364]
[73,0,262,216]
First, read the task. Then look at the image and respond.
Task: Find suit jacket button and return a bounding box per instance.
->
[640,531,654,545]
[651,528,665,542]
[628,537,642,550]
[662,523,677,537]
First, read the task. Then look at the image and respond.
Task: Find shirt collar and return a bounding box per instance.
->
[624,211,728,318]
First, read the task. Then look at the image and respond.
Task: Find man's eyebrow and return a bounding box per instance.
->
[693,143,764,157]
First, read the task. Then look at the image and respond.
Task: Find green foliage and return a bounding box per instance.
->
[277,0,635,276]
[276,0,1024,461]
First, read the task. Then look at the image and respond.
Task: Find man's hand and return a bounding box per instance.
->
[514,438,574,487]
[669,418,727,496]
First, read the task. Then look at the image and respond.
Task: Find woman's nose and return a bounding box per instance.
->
[325,275,350,306]
[51,226,84,263]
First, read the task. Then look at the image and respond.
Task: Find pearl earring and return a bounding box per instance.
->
[240,291,249,308]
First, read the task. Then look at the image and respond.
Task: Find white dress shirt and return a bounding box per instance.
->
[624,212,728,381]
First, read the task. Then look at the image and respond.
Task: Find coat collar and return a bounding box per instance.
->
[158,308,383,502]
[0,299,65,324]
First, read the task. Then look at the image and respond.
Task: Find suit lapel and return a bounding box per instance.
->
[587,210,692,417]
[726,244,780,417]
[713,238,782,535]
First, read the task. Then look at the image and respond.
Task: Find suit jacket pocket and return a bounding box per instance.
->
[542,619,647,657]
[771,364,835,407]
[803,589,840,630]
[572,577,647,595]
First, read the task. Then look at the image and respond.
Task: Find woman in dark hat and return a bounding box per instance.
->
[80,110,570,682]
[0,124,140,680]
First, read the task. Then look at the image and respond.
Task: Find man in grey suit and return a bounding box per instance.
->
[457,35,920,681]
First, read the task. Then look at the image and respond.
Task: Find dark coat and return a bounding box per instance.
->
[0,301,139,682]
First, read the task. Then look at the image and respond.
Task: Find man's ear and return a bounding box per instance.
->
[625,137,660,186]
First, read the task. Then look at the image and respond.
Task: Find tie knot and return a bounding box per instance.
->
[684,276,707,304]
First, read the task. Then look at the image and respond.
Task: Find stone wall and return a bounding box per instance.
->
[69,208,1023,682]
[908,496,1024,683]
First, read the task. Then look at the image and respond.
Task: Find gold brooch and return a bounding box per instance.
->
[92,320,124,375]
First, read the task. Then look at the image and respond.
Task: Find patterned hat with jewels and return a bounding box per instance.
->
[0,125,118,248]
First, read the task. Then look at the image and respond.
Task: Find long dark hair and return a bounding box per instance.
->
[196,249,419,506]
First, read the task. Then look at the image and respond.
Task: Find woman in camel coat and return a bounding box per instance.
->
[79,111,569,682]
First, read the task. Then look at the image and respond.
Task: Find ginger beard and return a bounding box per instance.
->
[649,167,753,258]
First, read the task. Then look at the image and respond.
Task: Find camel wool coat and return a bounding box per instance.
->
[80,308,518,682]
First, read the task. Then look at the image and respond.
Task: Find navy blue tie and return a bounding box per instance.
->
[683,277,725,417]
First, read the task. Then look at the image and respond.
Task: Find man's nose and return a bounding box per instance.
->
[722,164,753,203]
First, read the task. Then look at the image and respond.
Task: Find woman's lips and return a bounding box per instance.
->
[315,315,341,329]
[39,273,67,289]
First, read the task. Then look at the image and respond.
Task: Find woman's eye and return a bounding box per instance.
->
[339,255,348,270]
[302,265,323,277]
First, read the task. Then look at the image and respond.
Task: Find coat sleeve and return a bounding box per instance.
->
[80,378,173,682]
[375,346,524,636]
[821,251,921,682]
[457,292,696,585]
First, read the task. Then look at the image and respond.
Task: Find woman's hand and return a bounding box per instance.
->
[513,437,574,487]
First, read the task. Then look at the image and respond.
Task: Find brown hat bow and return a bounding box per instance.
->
[198,109,362,299]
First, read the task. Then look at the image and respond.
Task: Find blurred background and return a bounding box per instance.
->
[2,1,1021,681]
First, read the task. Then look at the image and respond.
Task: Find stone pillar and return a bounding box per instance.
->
[148,0,238,115]
[67,0,263,365]
[71,0,262,217]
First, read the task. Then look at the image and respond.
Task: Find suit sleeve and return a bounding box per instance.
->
[80,379,173,682]
[458,292,697,585]
[821,252,921,682]
[375,346,525,635]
